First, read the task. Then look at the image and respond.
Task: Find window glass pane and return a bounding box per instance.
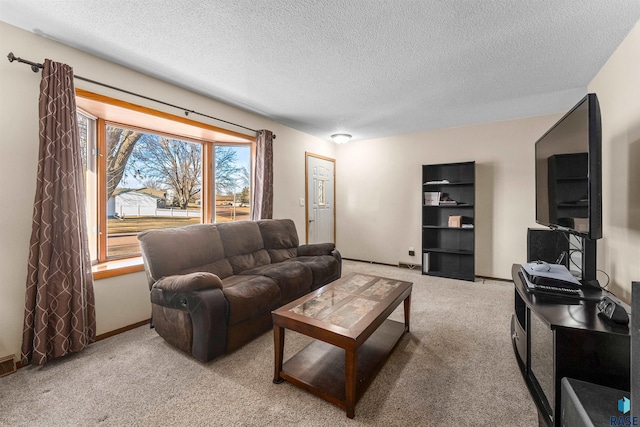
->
[77,112,98,261]
[318,179,325,205]
[214,145,251,223]
[106,124,202,258]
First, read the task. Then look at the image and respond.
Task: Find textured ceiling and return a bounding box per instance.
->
[2,1,640,142]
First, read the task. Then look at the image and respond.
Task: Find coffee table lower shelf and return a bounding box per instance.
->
[279,319,406,412]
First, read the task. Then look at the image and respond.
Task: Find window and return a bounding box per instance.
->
[77,111,98,261]
[76,90,254,263]
[214,146,252,222]
[105,124,203,258]
[317,179,326,206]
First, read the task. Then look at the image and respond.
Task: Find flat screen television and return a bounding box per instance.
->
[535,93,602,241]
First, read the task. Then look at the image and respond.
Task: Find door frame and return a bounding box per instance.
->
[305,152,336,244]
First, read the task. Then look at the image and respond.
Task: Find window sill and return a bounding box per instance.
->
[92,257,145,280]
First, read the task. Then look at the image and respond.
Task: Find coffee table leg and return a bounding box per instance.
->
[273,325,285,384]
[345,349,357,418]
[404,293,411,332]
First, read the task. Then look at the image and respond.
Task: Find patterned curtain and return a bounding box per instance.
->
[251,130,274,220]
[21,59,96,366]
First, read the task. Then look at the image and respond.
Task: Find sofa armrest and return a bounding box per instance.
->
[150,272,229,362]
[298,243,335,256]
[153,272,222,293]
[331,248,342,277]
[331,248,341,259]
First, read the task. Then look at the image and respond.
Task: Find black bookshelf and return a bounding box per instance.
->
[422,161,475,281]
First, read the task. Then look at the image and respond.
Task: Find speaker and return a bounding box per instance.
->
[632,282,639,415]
[527,228,569,265]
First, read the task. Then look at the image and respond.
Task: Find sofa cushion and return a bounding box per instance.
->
[265,248,298,263]
[258,219,299,262]
[221,275,281,325]
[241,261,313,301]
[138,224,233,285]
[290,255,340,289]
[217,221,271,273]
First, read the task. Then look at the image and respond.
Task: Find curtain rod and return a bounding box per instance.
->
[7,52,275,138]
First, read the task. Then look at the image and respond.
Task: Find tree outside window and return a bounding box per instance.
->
[214,146,251,222]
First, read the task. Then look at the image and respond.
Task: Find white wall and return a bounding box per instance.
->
[588,20,640,302]
[0,21,335,360]
[335,115,561,279]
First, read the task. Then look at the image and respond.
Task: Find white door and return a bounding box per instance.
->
[306,153,335,244]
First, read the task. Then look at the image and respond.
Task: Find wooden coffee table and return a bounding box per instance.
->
[272,273,412,418]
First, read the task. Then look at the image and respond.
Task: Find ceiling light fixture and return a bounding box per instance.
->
[331,133,352,144]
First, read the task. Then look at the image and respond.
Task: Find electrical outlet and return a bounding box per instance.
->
[408,247,415,256]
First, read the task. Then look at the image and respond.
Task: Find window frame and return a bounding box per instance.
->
[76,89,255,276]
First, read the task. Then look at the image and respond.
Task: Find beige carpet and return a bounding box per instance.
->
[0,260,537,426]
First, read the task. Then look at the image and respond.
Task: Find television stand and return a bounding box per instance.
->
[511,264,630,426]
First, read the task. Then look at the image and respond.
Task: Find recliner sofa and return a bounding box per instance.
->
[137,219,341,362]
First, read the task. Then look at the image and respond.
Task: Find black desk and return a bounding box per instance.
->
[511,264,630,427]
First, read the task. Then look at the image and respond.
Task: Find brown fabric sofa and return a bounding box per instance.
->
[137,219,341,362]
